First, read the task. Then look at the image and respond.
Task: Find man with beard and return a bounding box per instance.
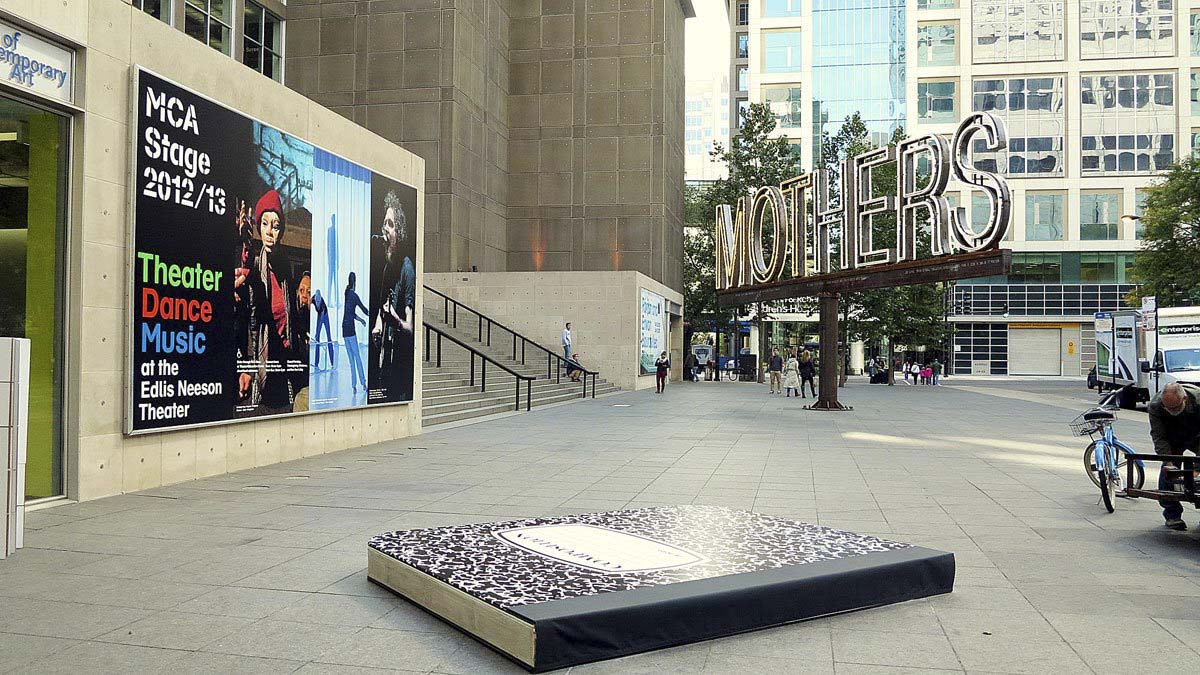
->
[371,190,416,401]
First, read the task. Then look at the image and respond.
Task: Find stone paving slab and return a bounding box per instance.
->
[2,380,1200,673]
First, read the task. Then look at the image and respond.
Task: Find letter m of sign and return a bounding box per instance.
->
[715,197,751,290]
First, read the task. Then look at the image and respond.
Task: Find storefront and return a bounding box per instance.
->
[1,1,425,506]
[0,16,75,502]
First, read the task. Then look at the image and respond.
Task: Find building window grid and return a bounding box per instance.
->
[764,0,803,18]
[919,0,957,8]
[954,284,1137,317]
[1192,11,1200,56]
[185,0,234,55]
[952,322,1007,375]
[763,30,803,73]
[737,34,750,60]
[764,86,803,129]
[1080,0,1175,60]
[1024,191,1065,240]
[972,76,1065,175]
[917,22,959,66]
[738,2,750,25]
[1080,71,1175,175]
[243,1,283,82]
[135,0,172,23]
[1080,191,1121,240]
[737,66,749,92]
[917,79,957,123]
[972,0,1065,64]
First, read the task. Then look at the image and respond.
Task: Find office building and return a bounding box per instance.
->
[729,0,1187,376]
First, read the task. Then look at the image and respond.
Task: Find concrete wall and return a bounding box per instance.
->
[286,0,689,294]
[426,271,682,391]
[14,0,424,501]
[286,0,511,275]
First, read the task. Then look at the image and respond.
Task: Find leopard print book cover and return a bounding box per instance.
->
[368,505,912,609]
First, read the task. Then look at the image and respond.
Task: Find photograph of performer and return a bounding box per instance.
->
[343,272,369,394]
[312,288,334,370]
[234,189,307,416]
[369,188,416,402]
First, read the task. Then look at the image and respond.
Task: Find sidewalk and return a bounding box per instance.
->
[2,381,1198,673]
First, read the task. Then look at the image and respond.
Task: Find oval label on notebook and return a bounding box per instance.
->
[495,524,707,574]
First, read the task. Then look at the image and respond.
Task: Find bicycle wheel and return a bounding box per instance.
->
[1083,443,1145,491]
[1098,467,1116,513]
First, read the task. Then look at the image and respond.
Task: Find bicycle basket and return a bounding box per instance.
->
[1069,413,1102,437]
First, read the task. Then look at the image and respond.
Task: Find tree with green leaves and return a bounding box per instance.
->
[1129,155,1200,306]
[694,103,802,381]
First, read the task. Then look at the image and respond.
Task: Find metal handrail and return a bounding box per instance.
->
[424,285,598,398]
[424,323,533,411]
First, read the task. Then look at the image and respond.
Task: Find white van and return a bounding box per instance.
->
[1095,307,1200,406]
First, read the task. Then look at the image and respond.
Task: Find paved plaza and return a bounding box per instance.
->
[3,379,1200,673]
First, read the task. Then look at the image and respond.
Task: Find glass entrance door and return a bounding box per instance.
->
[0,95,68,500]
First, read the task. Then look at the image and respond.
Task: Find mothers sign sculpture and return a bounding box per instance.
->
[715,113,1013,409]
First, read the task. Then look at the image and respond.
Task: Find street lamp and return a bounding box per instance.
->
[1121,213,1141,238]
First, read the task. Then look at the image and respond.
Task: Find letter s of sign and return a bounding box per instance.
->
[948,112,1011,252]
[748,186,788,284]
[715,198,750,290]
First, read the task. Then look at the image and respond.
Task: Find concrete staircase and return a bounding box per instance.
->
[421,299,620,427]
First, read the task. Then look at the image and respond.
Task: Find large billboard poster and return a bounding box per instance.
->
[639,289,666,376]
[129,68,419,433]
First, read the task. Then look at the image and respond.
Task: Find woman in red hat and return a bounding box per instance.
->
[235,189,304,415]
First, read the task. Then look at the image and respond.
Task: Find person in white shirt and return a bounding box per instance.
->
[562,322,572,361]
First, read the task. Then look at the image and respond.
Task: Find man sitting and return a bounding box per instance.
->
[1148,382,1200,530]
[567,353,584,382]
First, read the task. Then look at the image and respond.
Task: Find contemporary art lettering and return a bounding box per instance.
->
[0,21,74,104]
[715,113,1012,300]
[639,289,667,375]
[129,68,419,433]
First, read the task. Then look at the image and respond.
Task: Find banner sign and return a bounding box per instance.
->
[0,21,74,104]
[128,68,419,433]
[715,113,1012,307]
[639,289,667,376]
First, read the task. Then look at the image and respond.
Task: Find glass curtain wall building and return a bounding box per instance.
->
[731,0,1190,377]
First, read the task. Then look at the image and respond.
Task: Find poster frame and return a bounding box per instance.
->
[639,288,666,377]
[123,66,421,436]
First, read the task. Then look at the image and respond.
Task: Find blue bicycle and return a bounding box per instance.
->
[1070,406,1146,512]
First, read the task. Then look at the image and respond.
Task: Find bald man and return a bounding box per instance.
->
[1148,382,1200,530]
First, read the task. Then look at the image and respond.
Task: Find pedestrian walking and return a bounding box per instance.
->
[561,322,572,361]
[768,348,784,394]
[932,358,943,385]
[799,350,817,398]
[909,361,920,385]
[684,351,697,382]
[920,364,932,385]
[783,349,801,397]
[655,351,670,393]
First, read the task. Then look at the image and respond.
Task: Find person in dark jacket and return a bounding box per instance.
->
[655,352,670,393]
[798,350,817,398]
[343,272,370,393]
[1148,382,1200,530]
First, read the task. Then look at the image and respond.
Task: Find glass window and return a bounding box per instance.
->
[1025,191,1064,240]
[1080,191,1120,240]
[1010,253,1063,283]
[763,30,803,73]
[1193,71,1200,116]
[764,0,802,18]
[737,34,750,59]
[919,0,957,7]
[1080,253,1118,282]
[1119,252,1139,283]
[737,66,749,92]
[972,0,1065,64]
[917,79,957,123]
[0,97,70,499]
[1192,11,1200,56]
[764,86,803,129]
[736,98,750,127]
[737,2,750,25]
[243,1,283,82]
[185,0,234,55]
[1081,0,1175,60]
[135,0,171,22]
[1193,128,1200,155]
[917,22,958,65]
[971,77,1065,175]
[1134,189,1149,238]
[1080,72,1176,175]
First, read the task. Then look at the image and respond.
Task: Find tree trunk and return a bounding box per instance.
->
[887,339,895,386]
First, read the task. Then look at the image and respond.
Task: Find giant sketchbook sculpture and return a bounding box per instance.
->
[368,506,954,671]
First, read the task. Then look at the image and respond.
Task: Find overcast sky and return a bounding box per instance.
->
[685,0,730,83]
